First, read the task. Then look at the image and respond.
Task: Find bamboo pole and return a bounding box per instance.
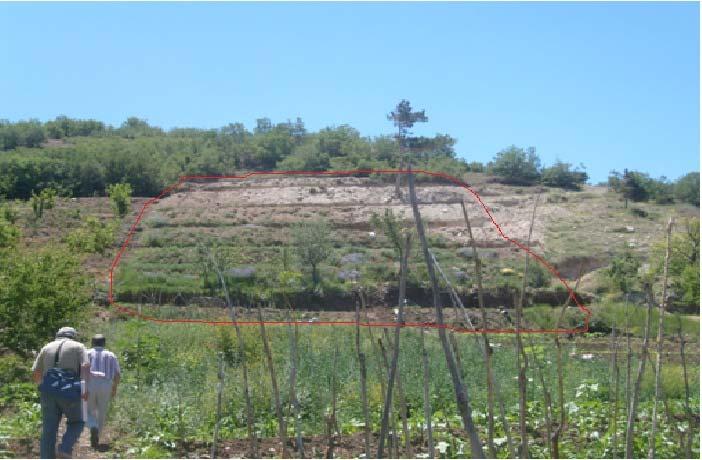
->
[354,291,371,458]
[625,293,631,418]
[286,309,305,458]
[208,249,257,456]
[552,261,585,458]
[610,319,620,458]
[649,217,673,459]
[420,327,435,458]
[526,334,553,458]
[625,283,655,458]
[460,200,515,458]
[516,193,539,458]
[378,233,412,457]
[407,165,484,459]
[258,304,289,458]
[325,339,340,459]
[676,317,694,459]
[211,352,225,459]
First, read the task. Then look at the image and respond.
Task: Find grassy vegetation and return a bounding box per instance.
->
[1,312,698,458]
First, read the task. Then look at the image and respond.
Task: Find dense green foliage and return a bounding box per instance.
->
[292,219,333,287]
[608,169,698,207]
[674,172,700,207]
[488,146,542,185]
[540,161,588,189]
[65,216,117,255]
[1,117,697,200]
[107,182,133,218]
[650,218,700,307]
[0,117,469,200]
[606,250,641,295]
[30,188,56,220]
[0,204,20,249]
[0,246,88,355]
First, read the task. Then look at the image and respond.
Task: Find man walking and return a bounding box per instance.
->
[86,334,121,449]
[32,327,90,459]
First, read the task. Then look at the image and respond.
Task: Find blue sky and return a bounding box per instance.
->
[1,1,699,183]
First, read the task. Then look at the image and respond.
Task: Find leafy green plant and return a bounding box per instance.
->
[29,188,56,220]
[0,246,88,355]
[107,182,133,218]
[65,216,116,255]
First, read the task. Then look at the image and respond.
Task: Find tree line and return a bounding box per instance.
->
[0,115,698,206]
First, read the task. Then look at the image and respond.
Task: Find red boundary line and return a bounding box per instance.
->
[108,169,591,334]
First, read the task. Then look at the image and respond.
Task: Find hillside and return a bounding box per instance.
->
[11,171,698,321]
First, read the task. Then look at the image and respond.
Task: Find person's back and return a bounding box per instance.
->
[32,327,89,459]
[86,334,121,449]
[34,339,86,378]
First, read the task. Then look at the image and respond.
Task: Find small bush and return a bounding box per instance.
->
[30,188,57,219]
[107,182,133,218]
[66,216,116,255]
[629,207,648,218]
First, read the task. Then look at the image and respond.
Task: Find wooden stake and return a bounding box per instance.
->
[211,352,224,459]
[407,165,484,459]
[354,291,371,458]
[208,249,257,456]
[649,217,673,458]
[420,327,435,458]
[516,193,540,459]
[258,304,288,458]
[461,200,515,458]
[677,316,694,459]
[286,309,305,458]
[552,261,585,458]
[625,284,655,458]
[378,233,411,458]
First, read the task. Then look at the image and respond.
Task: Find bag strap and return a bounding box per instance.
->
[53,340,67,367]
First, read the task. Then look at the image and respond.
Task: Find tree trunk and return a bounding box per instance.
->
[461,200,515,458]
[648,217,673,459]
[258,304,288,458]
[625,284,655,458]
[407,165,485,459]
[354,292,371,458]
[378,233,412,458]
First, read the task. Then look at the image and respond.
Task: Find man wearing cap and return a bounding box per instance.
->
[86,334,121,449]
[32,327,90,459]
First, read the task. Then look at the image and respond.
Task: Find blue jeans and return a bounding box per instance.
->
[40,392,84,458]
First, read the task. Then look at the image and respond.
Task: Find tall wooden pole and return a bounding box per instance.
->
[648,217,673,458]
[407,165,484,459]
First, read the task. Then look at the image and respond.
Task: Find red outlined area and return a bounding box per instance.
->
[108,169,591,334]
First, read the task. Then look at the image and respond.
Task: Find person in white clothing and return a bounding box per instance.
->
[86,334,121,449]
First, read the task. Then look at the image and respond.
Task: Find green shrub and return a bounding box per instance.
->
[30,187,57,219]
[488,145,541,185]
[0,217,20,248]
[65,216,116,255]
[0,246,88,355]
[107,182,133,218]
[541,161,588,190]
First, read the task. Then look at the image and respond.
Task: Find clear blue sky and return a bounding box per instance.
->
[1,1,699,183]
